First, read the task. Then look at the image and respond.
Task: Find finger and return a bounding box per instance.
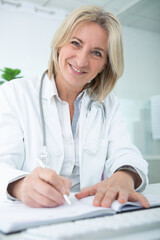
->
[24,189,61,208]
[23,169,66,206]
[93,190,105,207]
[129,192,150,208]
[22,195,44,208]
[36,168,66,194]
[33,190,63,208]
[21,184,49,208]
[101,189,118,208]
[21,187,42,207]
[22,177,65,207]
[117,190,129,204]
[33,179,65,205]
[75,185,97,199]
[61,176,72,195]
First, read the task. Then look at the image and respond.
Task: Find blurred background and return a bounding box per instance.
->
[0,0,160,183]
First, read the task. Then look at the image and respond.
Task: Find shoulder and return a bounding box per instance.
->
[0,75,40,100]
[103,92,119,106]
[102,93,120,119]
[82,92,120,118]
[0,76,41,113]
[0,75,40,93]
[83,92,120,108]
[103,92,120,109]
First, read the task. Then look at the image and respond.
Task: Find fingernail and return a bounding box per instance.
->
[102,200,111,208]
[61,187,66,194]
[145,202,150,208]
[66,189,70,195]
[93,199,100,206]
[119,198,126,204]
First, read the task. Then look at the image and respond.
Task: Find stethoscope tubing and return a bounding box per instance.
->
[39,70,48,163]
[39,71,106,164]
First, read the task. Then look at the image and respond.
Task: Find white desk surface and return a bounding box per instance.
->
[144,182,160,195]
[0,183,160,240]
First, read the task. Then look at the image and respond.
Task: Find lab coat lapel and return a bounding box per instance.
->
[40,75,64,172]
[78,95,89,178]
[79,95,106,189]
[42,99,63,151]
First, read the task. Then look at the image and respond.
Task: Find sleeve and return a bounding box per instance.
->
[104,95,148,192]
[0,83,28,200]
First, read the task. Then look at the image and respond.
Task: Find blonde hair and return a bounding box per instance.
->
[48,5,124,101]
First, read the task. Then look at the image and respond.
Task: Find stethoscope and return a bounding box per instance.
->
[39,71,106,165]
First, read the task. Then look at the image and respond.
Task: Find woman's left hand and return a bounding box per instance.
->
[75,170,150,208]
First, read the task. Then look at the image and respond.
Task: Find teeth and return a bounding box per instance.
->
[71,65,82,73]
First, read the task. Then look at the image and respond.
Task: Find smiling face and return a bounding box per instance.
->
[56,21,108,93]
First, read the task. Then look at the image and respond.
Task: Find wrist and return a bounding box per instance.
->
[116,169,141,189]
[7,178,25,200]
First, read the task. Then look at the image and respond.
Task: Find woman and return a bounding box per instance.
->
[0,5,149,208]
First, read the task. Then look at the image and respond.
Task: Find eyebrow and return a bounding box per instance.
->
[72,37,106,54]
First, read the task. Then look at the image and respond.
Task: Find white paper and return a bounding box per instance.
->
[0,193,114,233]
[0,193,160,234]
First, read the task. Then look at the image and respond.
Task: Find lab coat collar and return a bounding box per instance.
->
[40,73,57,103]
[40,72,88,104]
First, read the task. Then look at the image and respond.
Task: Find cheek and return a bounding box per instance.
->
[92,62,105,75]
[59,48,73,66]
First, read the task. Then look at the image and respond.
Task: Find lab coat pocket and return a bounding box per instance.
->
[83,105,105,154]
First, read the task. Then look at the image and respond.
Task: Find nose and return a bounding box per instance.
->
[76,49,89,68]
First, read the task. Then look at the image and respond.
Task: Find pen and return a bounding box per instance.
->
[36,157,71,205]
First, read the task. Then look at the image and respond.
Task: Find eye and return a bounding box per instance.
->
[92,51,102,57]
[71,41,80,47]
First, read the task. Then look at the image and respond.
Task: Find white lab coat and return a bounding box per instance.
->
[0,74,148,199]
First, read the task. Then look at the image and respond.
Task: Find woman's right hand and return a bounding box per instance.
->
[7,167,72,208]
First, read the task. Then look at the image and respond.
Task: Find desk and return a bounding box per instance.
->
[144,182,160,195]
[0,183,160,240]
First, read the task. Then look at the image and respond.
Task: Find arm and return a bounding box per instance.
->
[7,168,71,207]
[0,82,71,207]
[75,169,149,208]
[103,96,148,192]
[0,82,27,200]
[76,95,149,208]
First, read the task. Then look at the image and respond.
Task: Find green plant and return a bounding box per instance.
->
[0,67,23,85]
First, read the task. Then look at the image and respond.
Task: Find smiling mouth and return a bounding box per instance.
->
[70,64,85,73]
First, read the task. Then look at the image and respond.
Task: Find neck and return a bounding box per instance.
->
[55,77,83,105]
[55,75,84,123]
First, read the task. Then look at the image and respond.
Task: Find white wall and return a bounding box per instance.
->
[0,6,66,77]
[115,26,160,102]
[114,26,160,156]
